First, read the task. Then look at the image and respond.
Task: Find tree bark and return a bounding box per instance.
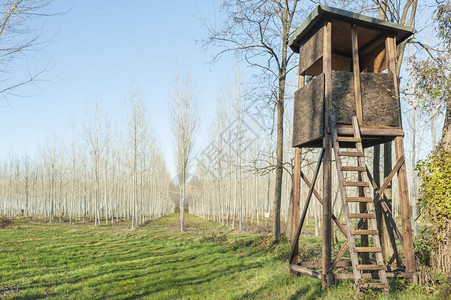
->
[273,91,284,242]
[272,18,289,242]
[440,104,451,152]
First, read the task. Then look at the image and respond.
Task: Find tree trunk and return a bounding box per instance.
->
[273,69,286,243]
[180,171,185,232]
[440,104,451,152]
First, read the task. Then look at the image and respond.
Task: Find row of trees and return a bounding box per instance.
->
[0,91,174,227]
[189,76,412,239]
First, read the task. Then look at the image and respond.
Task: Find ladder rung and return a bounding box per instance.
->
[360,283,389,289]
[341,166,366,172]
[351,229,379,235]
[355,247,382,253]
[337,151,364,157]
[336,136,361,143]
[348,213,376,219]
[343,181,370,187]
[346,197,373,202]
[357,264,386,271]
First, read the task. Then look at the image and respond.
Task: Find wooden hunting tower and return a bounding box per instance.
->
[288,5,416,291]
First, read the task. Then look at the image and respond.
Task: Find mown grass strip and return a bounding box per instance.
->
[0,213,439,299]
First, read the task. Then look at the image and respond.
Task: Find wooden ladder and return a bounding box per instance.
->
[331,115,389,292]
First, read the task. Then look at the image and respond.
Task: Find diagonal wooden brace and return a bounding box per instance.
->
[300,171,347,237]
[367,156,405,245]
[290,148,324,264]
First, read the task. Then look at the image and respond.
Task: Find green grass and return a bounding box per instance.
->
[0,214,443,299]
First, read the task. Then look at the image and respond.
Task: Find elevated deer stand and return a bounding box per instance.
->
[288,5,416,292]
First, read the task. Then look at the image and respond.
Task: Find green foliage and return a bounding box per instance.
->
[414,228,432,267]
[417,150,451,279]
[199,233,228,243]
[298,237,323,263]
[417,150,451,231]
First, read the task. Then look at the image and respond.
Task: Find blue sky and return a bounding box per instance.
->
[0,0,441,176]
[0,0,245,175]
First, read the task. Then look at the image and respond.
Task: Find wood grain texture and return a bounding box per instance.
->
[289,264,324,280]
[331,71,399,127]
[394,137,416,275]
[351,25,363,125]
[299,26,324,75]
[361,73,399,127]
[334,272,413,280]
[322,20,333,287]
[292,71,400,148]
[292,74,324,147]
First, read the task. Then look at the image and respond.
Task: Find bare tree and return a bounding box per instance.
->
[205,0,302,243]
[0,0,55,100]
[84,103,105,226]
[410,8,451,151]
[170,72,198,232]
[0,95,173,225]
[126,88,146,229]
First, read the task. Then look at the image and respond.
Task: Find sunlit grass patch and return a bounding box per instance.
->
[0,213,440,299]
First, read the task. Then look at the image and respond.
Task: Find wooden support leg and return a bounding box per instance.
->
[291,147,302,274]
[323,19,333,289]
[394,137,416,278]
[323,140,332,288]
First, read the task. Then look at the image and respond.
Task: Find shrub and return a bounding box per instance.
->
[417,149,451,278]
[0,217,13,228]
[414,227,432,267]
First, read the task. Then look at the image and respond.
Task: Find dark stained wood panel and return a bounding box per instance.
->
[331,71,399,127]
[332,71,355,124]
[361,73,399,127]
[293,15,405,74]
[303,53,352,76]
[299,27,323,75]
[292,71,400,148]
[297,18,394,66]
[292,74,325,147]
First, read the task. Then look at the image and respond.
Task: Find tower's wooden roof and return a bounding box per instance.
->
[288,5,415,54]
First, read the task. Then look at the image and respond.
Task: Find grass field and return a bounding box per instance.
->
[0,213,444,299]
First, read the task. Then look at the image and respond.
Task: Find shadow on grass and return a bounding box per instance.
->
[236,273,324,300]
[288,280,324,300]
[1,214,332,299]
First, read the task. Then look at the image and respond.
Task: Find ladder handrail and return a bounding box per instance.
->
[331,115,389,292]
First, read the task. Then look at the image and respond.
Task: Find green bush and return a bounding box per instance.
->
[417,149,451,278]
[414,227,432,267]
[417,150,451,228]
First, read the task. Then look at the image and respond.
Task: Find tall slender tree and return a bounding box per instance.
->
[126,88,147,229]
[170,72,198,232]
[205,0,301,243]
